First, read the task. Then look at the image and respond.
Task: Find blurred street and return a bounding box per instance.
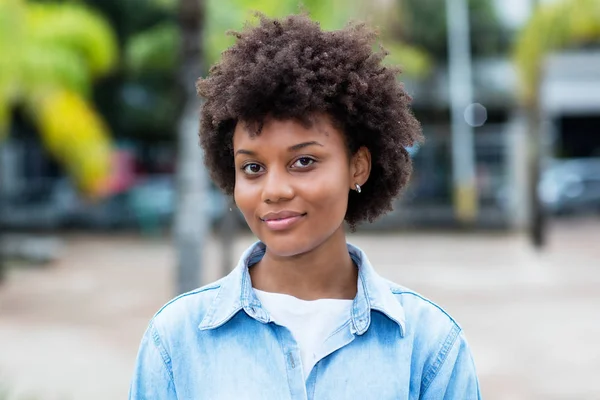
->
[0,219,599,399]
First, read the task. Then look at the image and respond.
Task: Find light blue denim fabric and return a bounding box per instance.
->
[129,242,481,399]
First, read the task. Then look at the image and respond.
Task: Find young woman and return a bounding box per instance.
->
[130,13,481,400]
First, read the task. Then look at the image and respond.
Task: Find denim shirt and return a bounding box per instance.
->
[129,242,481,399]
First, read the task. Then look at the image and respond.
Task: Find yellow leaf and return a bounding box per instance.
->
[514,0,600,106]
[381,41,432,79]
[34,90,113,197]
[0,98,9,141]
[26,3,118,77]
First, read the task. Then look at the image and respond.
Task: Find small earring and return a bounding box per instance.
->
[355,183,361,193]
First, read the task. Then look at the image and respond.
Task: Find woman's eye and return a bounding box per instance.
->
[242,163,264,175]
[291,157,315,168]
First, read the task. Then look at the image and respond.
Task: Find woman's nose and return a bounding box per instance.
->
[261,167,294,203]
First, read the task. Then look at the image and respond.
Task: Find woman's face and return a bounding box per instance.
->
[233,114,370,257]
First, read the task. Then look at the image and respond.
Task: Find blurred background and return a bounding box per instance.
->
[0,0,599,398]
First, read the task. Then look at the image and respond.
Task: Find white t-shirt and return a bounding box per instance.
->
[254,289,353,380]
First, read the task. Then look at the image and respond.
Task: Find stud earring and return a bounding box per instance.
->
[355,183,361,193]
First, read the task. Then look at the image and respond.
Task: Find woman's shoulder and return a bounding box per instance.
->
[150,277,227,335]
[383,278,462,337]
[382,279,471,383]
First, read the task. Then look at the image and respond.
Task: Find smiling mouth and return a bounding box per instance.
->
[260,213,307,231]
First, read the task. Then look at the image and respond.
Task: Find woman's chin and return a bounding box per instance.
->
[259,237,316,258]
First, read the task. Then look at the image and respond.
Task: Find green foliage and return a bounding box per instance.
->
[0,0,23,138]
[395,0,507,60]
[514,0,600,106]
[125,23,180,74]
[0,0,118,195]
[202,0,421,74]
[124,0,432,80]
[25,2,118,77]
[149,0,177,12]
[21,44,91,96]
[0,0,118,110]
[381,41,432,79]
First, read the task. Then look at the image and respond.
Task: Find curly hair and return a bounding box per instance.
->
[196,13,422,228]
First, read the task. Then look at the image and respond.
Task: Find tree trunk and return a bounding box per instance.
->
[174,0,208,294]
[526,104,547,249]
[446,0,478,225]
[0,146,5,283]
[527,0,548,249]
[527,0,546,249]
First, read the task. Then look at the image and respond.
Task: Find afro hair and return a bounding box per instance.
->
[196,13,423,228]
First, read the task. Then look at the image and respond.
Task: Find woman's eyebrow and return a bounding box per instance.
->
[288,141,323,151]
[234,141,323,157]
[235,149,256,157]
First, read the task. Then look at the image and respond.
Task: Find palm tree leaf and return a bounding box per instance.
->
[34,90,113,197]
[20,44,91,98]
[381,41,432,79]
[149,0,177,12]
[125,23,180,75]
[0,0,23,106]
[0,95,9,141]
[514,0,600,106]
[25,3,119,77]
[201,0,432,80]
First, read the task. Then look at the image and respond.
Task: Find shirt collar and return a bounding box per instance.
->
[199,241,405,337]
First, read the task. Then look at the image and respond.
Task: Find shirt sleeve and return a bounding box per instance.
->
[420,330,482,400]
[129,321,178,400]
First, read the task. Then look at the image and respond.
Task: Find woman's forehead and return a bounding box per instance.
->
[232,114,344,149]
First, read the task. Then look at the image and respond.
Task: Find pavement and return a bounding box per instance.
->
[0,218,599,399]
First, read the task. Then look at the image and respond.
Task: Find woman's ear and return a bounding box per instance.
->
[349,146,371,189]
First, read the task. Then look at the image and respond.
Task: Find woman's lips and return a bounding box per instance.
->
[260,212,306,231]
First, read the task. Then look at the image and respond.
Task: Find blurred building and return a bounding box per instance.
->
[538,51,600,215]
[371,56,519,229]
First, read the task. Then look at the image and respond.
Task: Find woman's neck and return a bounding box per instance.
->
[249,227,358,300]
